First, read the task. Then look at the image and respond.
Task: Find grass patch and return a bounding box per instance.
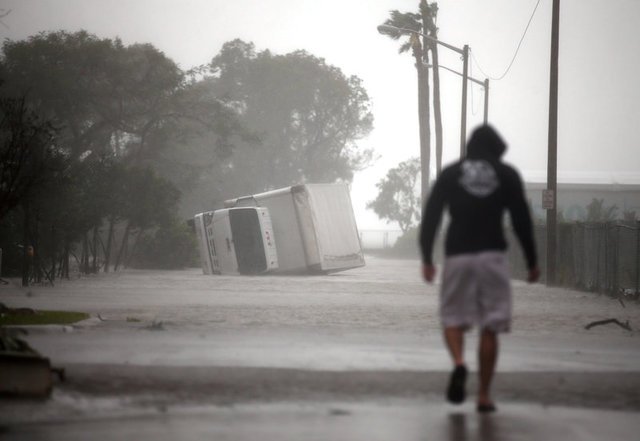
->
[0,310,90,326]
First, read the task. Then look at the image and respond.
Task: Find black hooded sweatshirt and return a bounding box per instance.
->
[419,126,537,270]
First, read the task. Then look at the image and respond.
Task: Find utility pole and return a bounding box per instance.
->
[483,79,490,124]
[460,45,469,158]
[546,0,560,285]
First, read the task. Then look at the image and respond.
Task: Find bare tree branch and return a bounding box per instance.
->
[0,9,11,29]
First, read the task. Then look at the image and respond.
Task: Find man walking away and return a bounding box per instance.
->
[419,125,539,413]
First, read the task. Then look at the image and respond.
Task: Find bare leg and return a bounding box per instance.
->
[478,328,498,406]
[444,326,465,366]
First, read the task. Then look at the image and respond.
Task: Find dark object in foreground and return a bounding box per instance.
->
[0,353,56,397]
[584,318,632,331]
[0,328,65,397]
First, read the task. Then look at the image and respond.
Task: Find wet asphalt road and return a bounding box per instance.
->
[1,255,639,440]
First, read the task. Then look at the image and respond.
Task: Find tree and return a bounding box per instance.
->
[0,96,68,285]
[113,166,181,271]
[0,31,246,274]
[148,74,254,217]
[421,0,444,176]
[379,9,431,203]
[1,32,372,273]
[203,40,374,197]
[622,210,637,222]
[585,198,618,222]
[1,31,122,159]
[0,97,61,221]
[367,158,421,233]
[0,31,244,184]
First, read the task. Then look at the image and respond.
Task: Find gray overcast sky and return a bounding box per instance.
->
[2,0,639,228]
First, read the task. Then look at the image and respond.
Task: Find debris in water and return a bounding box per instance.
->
[143,321,165,331]
[584,318,632,331]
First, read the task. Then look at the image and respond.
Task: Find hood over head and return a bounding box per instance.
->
[466,125,507,159]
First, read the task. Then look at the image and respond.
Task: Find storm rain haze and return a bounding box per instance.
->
[1,0,639,231]
[1,1,640,440]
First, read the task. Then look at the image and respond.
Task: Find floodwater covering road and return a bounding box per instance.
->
[1,255,639,440]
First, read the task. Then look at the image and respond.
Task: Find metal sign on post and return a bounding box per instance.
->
[542,189,555,210]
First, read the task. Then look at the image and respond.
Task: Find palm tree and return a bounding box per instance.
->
[421,1,444,177]
[379,10,431,204]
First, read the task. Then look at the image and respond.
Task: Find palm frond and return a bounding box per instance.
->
[399,42,412,54]
[379,10,423,40]
[388,10,422,32]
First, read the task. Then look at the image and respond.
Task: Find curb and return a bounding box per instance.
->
[3,314,102,334]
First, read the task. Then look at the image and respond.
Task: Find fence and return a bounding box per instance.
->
[359,230,403,250]
[507,221,640,298]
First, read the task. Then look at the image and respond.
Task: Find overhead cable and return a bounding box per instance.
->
[470,0,542,81]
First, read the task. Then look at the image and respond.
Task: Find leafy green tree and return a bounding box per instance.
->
[1,32,373,273]
[585,198,618,222]
[113,166,181,270]
[622,210,637,222]
[150,75,254,217]
[0,31,247,273]
[0,96,71,284]
[1,31,244,181]
[1,32,179,165]
[202,39,374,198]
[0,97,61,221]
[367,158,421,233]
[1,31,120,159]
[129,220,197,269]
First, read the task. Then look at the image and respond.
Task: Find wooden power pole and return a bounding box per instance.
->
[546,0,560,285]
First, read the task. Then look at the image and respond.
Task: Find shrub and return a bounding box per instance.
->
[130,220,198,269]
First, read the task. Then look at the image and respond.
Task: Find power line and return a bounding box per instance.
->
[470,0,542,81]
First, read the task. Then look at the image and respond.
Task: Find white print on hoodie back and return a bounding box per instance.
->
[459,160,499,197]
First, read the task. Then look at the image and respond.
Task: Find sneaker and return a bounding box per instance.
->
[446,365,467,404]
[477,403,497,413]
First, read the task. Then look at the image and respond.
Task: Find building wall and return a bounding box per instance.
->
[525,183,640,222]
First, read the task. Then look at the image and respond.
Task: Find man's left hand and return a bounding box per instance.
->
[422,264,436,283]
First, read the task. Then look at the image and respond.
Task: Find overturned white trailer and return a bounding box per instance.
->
[224,183,365,274]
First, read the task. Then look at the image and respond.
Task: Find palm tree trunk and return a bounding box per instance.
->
[431,43,443,176]
[412,38,431,205]
[422,0,442,176]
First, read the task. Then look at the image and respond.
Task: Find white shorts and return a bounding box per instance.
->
[440,251,512,333]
